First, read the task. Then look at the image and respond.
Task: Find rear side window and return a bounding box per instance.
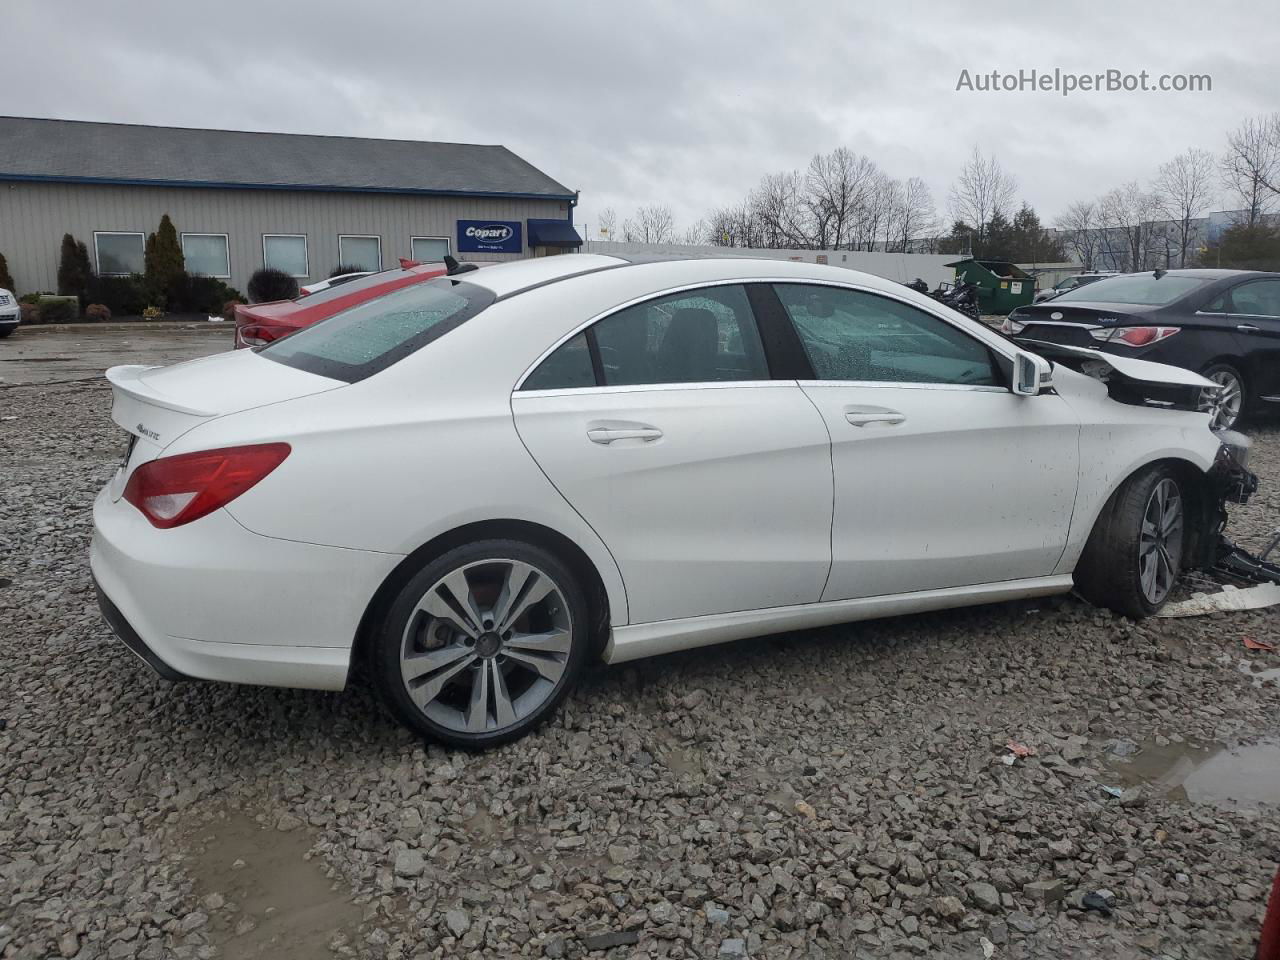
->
[260,278,494,382]
[520,284,769,390]
[1228,279,1280,317]
[1053,273,1205,305]
[775,284,998,387]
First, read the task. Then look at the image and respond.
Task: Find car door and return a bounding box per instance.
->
[1223,277,1280,400]
[768,282,1081,601]
[511,282,834,624]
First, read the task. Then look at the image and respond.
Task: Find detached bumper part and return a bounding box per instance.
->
[1203,434,1280,585]
[94,575,194,681]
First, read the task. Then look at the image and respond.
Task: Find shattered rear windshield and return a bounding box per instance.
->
[259,278,494,382]
[1052,273,1205,306]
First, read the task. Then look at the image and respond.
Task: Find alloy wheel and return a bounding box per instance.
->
[399,559,572,734]
[1197,369,1243,430]
[1138,477,1184,606]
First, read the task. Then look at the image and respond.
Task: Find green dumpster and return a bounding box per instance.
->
[945,259,1036,315]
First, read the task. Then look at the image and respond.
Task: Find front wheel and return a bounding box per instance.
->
[1074,465,1187,618]
[1197,363,1246,431]
[369,539,589,748]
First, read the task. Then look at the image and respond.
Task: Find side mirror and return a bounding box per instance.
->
[1013,351,1052,396]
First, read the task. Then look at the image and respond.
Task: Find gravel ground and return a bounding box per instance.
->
[2,332,1280,960]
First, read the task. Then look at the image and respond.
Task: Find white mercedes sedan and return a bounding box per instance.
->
[91,254,1259,747]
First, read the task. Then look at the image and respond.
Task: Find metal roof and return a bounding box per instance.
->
[0,116,576,201]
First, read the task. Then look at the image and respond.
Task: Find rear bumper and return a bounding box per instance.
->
[91,486,403,691]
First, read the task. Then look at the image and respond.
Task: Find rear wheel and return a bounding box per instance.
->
[369,539,589,748]
[1074,465,1186,618]
[1197,363,1245,431]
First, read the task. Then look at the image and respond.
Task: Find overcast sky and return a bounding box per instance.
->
[9,1,1277,238]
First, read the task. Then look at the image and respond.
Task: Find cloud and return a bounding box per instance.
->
[7,0,1276,235]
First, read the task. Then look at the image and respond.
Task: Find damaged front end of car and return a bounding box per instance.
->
[1024,340,1280,585]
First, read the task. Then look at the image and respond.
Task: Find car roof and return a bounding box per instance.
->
[464,252,939,302]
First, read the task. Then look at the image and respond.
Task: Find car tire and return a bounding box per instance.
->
[368,538,590,748]
[1197,362,1246,431]
[1074,464,1187,619]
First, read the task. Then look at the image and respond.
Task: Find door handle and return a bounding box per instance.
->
[844,406,906,427]
[1237,323,1261,333]
[587,425,663,444]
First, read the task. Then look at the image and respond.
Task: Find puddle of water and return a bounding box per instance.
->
[1237,659,1280,687]
[185,811,363,959]
[1103,739,1280,808]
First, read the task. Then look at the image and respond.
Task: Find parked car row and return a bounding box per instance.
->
[93,254,1264,747]
[1003,268,1280,430]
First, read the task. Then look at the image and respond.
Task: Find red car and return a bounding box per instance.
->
[234,260,450,348]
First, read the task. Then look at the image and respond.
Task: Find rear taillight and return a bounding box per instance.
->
[1000,317,1027,334]
[1091,326,1181,347]
[237,324,294,348]
[123,443,290,528]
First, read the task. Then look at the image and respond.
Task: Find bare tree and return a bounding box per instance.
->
[1222,114,1280,226]
[1056,200,1101,270]
[1153,148,1216,267]
[679,219,709,246]
[805,148,879,250]
[622,205,676,243]
[597,207,617,241]
[1099,182,1160,271]
[948,147,1017,249]
[888,177,939,252]
[750,172,812,249]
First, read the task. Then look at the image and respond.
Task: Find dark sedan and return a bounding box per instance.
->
[1003,269,1280,430]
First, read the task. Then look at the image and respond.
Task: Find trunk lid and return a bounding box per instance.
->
[104,349,342,500]
[1010,301,1158,347]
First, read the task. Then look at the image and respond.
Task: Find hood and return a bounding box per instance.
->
[106,349,342,449]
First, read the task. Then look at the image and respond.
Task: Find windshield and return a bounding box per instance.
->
[259,278,494,382]
[1053,273,1205,306]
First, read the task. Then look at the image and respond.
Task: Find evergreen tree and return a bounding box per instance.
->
[56,233,92,301]
[144,214,185,307]
[0,252,14,293]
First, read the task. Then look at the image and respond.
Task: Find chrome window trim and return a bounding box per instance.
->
[514,275,1017,393]
[798,379,1008,394]
[513,379,797,400]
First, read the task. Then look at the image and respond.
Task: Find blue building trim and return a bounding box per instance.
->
[0,172,577,204]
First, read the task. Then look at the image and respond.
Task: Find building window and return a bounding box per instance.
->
[181,233,231,278]
[338,235,382,273]
[263,234,308,278]
[93,232,145,276]
[410,236,451,263]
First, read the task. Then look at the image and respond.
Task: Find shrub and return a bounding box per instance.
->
[221,298,244,322]
[56,234,93,303]
[169,274,243,314]
[142,306,164,320]
[85,275,147,316]
[0,252,14,293]
[247,268,298,303]
[143,214,185,307]
[19,292,45,305]
[329,263,365,278]
[35,295,79,324]
[19,303,39,325]
[85,303,112,322]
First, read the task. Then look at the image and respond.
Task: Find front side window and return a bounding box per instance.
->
[520,284,769,390]
[94,232,145,275]
[411,237,451,262]
[181,233,230,278]
[775,284,999,387]
[338,235,382,273]
[1229,279,1280,317]
[594,285,768,386]
[263,235,308,278]
[259,278,494,382]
